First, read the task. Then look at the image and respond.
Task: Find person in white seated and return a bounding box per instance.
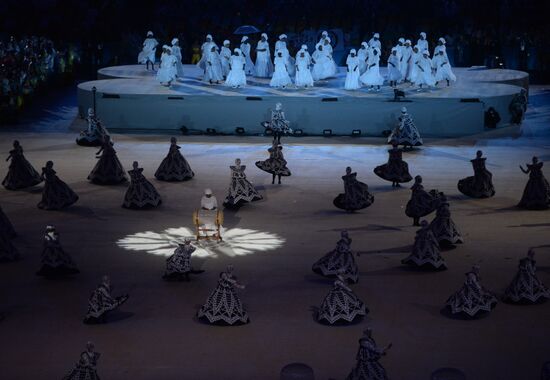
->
[201,188,218,210]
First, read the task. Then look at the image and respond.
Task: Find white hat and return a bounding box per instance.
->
[204,188,213,195]
[361,41,368,47]
[275,102,282,110]
[165,46,172,53]
[321,30,328,36]
[373,33,380,38]
[420,32,426,38]
[325,37,331,43]
[398,37,405,43]
[206,34,212,39]
[162,44,170,49]
[279,34,287,39]
[391,47,397,52]
[46,225,55,230]
[241,36,248,42]
[301,44,308,50]
[147,31,153,36]
[350,49,357,54]
[422,49,430,56]
[87,108,94,115]
[171,38,178,45]
[439,37,446,44]
[261,33,268,39]
[405,39,412,44]
[401,106,407,113]
[223,40,230,45]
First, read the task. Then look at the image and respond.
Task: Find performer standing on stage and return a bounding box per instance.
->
[197,34,217,71]
[360,47,384,91]
[203,45,224,85]
[433,49,456,87]
[368,33,382,51]
[225,48,247,88]
[261,102,292,143]
[415,50,436,90]
[417,32,429,53]
[2,140,42,190]
[357,42,369,74]
[220,40,232,78]
[240,36,255,75]
[518,156,550,209]
[374,142,413,187]
[270,51,293,88]
[138,31,158,71]
[312,43,331,81]
[157,46,177,87]
[255,140,291,184]
[387,48,402,87]
[401,39,413,81]
[344,49,361,90]
[295,48,314,88]
[171,38,184,79]
[457,150,495,198]
[323,37,337,78]
[37,161,79,210]
[409,45,421,85]
[255,33,273,78]
[224,158,262,207]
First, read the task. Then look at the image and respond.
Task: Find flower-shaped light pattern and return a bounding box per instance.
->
[117,227,285,258]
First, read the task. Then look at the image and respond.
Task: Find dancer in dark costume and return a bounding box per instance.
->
[445,266,497,318]
[37,161,79,210]
[402,220,446,270]
[518,156,550,210]
[2,140,42,190]
[504,249,550,304]
[333,167,374,212]
[0,205,16,238]
[122,161,162,209]
[429,194,463,248]
[457,150,495,198]
[346,328,392,380]
[76,108,110,147]
[62,342,101,380]
[255,141,291,184]
[312,231,359,283]
[224,158,262,207]
[87,135,127,185]
[373,143,413,187]
[36,226,79,277]
[197,265,250,325]
[405,175,440,226]
[163,239,196,281]
[317,272,367,324]
[387,107,423,149]
[0,225,19,262]
[155,137,194,181]
[261,102,292,143]
[83,275,129,324]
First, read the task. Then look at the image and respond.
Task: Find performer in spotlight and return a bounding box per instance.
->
[137,31,158,71]
[220,40,232,78]
[445,266,497,318]
[155,137,194,181]
[373,142,413,187]
[255,140,291,184]
[36,225,79,277]
[518,156,550,209]
[171,38,184,79]
[163,239,197,281]
[37,161,79,210]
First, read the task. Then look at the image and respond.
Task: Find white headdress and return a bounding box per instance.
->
[391,47,397,52]
[321,31,328,36]
[350,49,357,54]
[401,106,407,113]
[223,40,230,45]
[162,44,170,49]
[171,38,178,45]
[301,44,308,50]
[398,38,405,44]
[147,31,153,36]
[361,41,368,47]
[204,188,213,195]
[279,34,287,39]
[241,36,248,42]
[261,33,268,39]
[422,49,430,56]
[420,32,426,38]
[324,37,331,43]
[439,37,446,44]
[373,33,380,38]
[206,34,212,39]
[165,46,172,53]
[405,39,412,44]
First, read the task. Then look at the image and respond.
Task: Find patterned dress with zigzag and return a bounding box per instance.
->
[317,278,367,324]
[223,164,262,207]
[312,235,359,283]
[445,270,497,317]
[346,336,389,380]
[504,255,550,303]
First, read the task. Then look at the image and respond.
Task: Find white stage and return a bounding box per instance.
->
[77,65,528,137]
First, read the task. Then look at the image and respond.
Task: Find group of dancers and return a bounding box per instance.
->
[1,103,549,379]
[138,30,456,91]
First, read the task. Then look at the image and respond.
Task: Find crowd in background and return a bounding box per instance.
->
[0,36,80,122]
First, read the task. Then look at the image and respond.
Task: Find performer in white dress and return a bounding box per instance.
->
[197,34,216,71]
[387,48,402,87]
[156,46,177,87]
[171,38,184,79]
[344,49,361,90]
[137,31,158,70]
[409,45,421,84]
[299,44,312,66]
[357,42,369,74]
[275,34,295,77]
[240,36,255,75]
[225,48,247,88]
[220,40,232,78]
[312,43,331,80]
[270,51,293,88]
[433,50,456,86]
[201,188,218,210]
[401,39,413,81]
[368,33,381,51]
[295,49,314,88]
[434,37,448,58]
[323,37,337,77]
[395,37,405,70]
[417,32,429,54]
[254,33,273,78]
[415,50,436,90]
[318,31,329,46]
[360,47,384,91]
[203,45,224,84]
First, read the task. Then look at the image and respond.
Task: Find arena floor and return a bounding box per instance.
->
[0,86,549,379]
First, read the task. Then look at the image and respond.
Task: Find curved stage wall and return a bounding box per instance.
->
[78,65,528,137]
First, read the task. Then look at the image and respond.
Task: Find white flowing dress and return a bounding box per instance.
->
[138,38,158,64]
[220,46,232,77]
[295,55,314,87]
[204,50,224,83]
[415,56,436,87]
[360,54,384,86]
[387,55,402,82]
[157,54,177,84]
[225,55,247,88]
[240,43,255,75]
[432,54,456,83]
[344,55,361,90]
[270,56,293,88]
[254,41,273,77]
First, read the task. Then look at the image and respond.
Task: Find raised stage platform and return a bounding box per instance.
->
[77,65,528,137]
